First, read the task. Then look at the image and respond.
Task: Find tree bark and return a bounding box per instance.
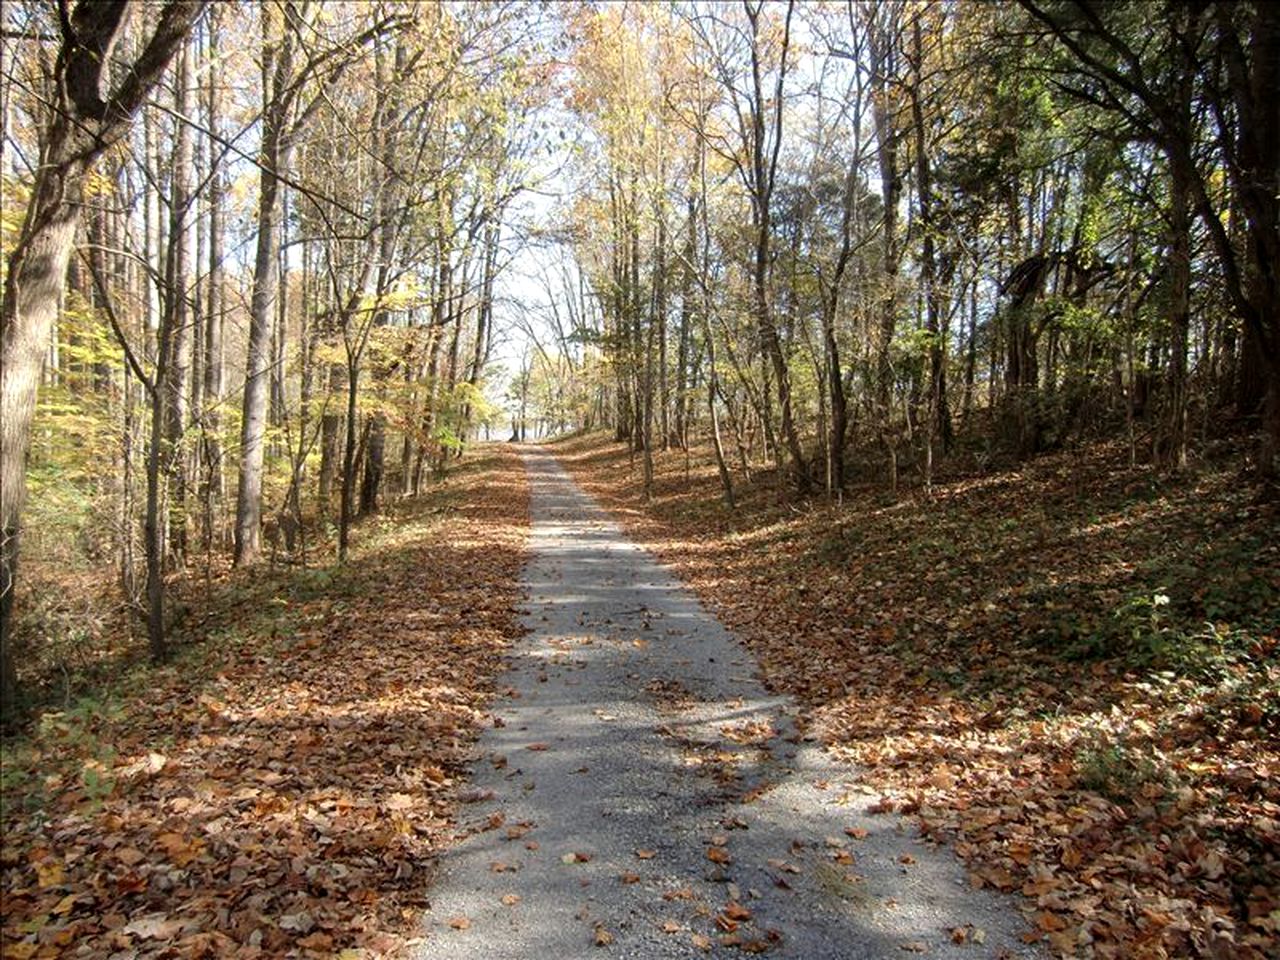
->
[163,39,194,562]
[0,0,205,717]
[234,6,291,565]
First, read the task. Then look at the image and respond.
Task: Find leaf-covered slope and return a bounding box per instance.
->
[555,432,1278,959]
[0,447,530,959]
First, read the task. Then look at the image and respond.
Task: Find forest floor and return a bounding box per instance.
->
[0,446,530,959]
[553,431,1279,960]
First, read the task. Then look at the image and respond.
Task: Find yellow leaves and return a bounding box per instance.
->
[35,860,64,889]
[83,169,116,198]
[593,924,615,946]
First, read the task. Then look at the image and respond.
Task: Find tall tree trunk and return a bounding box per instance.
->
[202,3,225,543]
[656,205,670,450]
[745,0,804,490]
[0,0,205,717]
[1165,156,1192,470]
[868,4,902,477]
[674,195,695,448]
[234,6,291,565]
[163,40,193,563]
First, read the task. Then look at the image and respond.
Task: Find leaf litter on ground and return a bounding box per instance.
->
[555,432,1278,960]
[1,448,530,959]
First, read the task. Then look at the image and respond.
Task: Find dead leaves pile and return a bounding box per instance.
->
[558,433,1278,959]
[0,449,530,958]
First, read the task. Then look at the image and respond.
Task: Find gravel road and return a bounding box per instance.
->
[418,447,1045,959]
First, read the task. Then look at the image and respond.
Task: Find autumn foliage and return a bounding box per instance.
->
[556,432,1278,959]
[0,449,529,958]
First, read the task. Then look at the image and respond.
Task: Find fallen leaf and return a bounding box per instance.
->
[723,902,752,921]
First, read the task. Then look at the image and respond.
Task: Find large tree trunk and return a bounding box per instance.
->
[0,0,205,718]
[746,2,804,491]
[234,7,290,565]
[867,4,903,479]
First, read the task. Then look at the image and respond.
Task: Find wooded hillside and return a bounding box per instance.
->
[0,2,1276,957]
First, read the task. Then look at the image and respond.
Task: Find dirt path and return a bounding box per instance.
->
[420,448,1043,958]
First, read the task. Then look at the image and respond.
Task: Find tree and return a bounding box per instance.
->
[1,0,205,716]
[1020,0,1280,477]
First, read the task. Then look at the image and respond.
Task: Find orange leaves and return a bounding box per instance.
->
[155,832,204,868]
[722,901,752,922]
[706,846,731,865]
[554,434,1280,958]
[0,449,533,959]
[970,865,1018,891]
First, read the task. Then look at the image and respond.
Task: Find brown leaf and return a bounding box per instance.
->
[723,902,752,922]
[297,932,334,950]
